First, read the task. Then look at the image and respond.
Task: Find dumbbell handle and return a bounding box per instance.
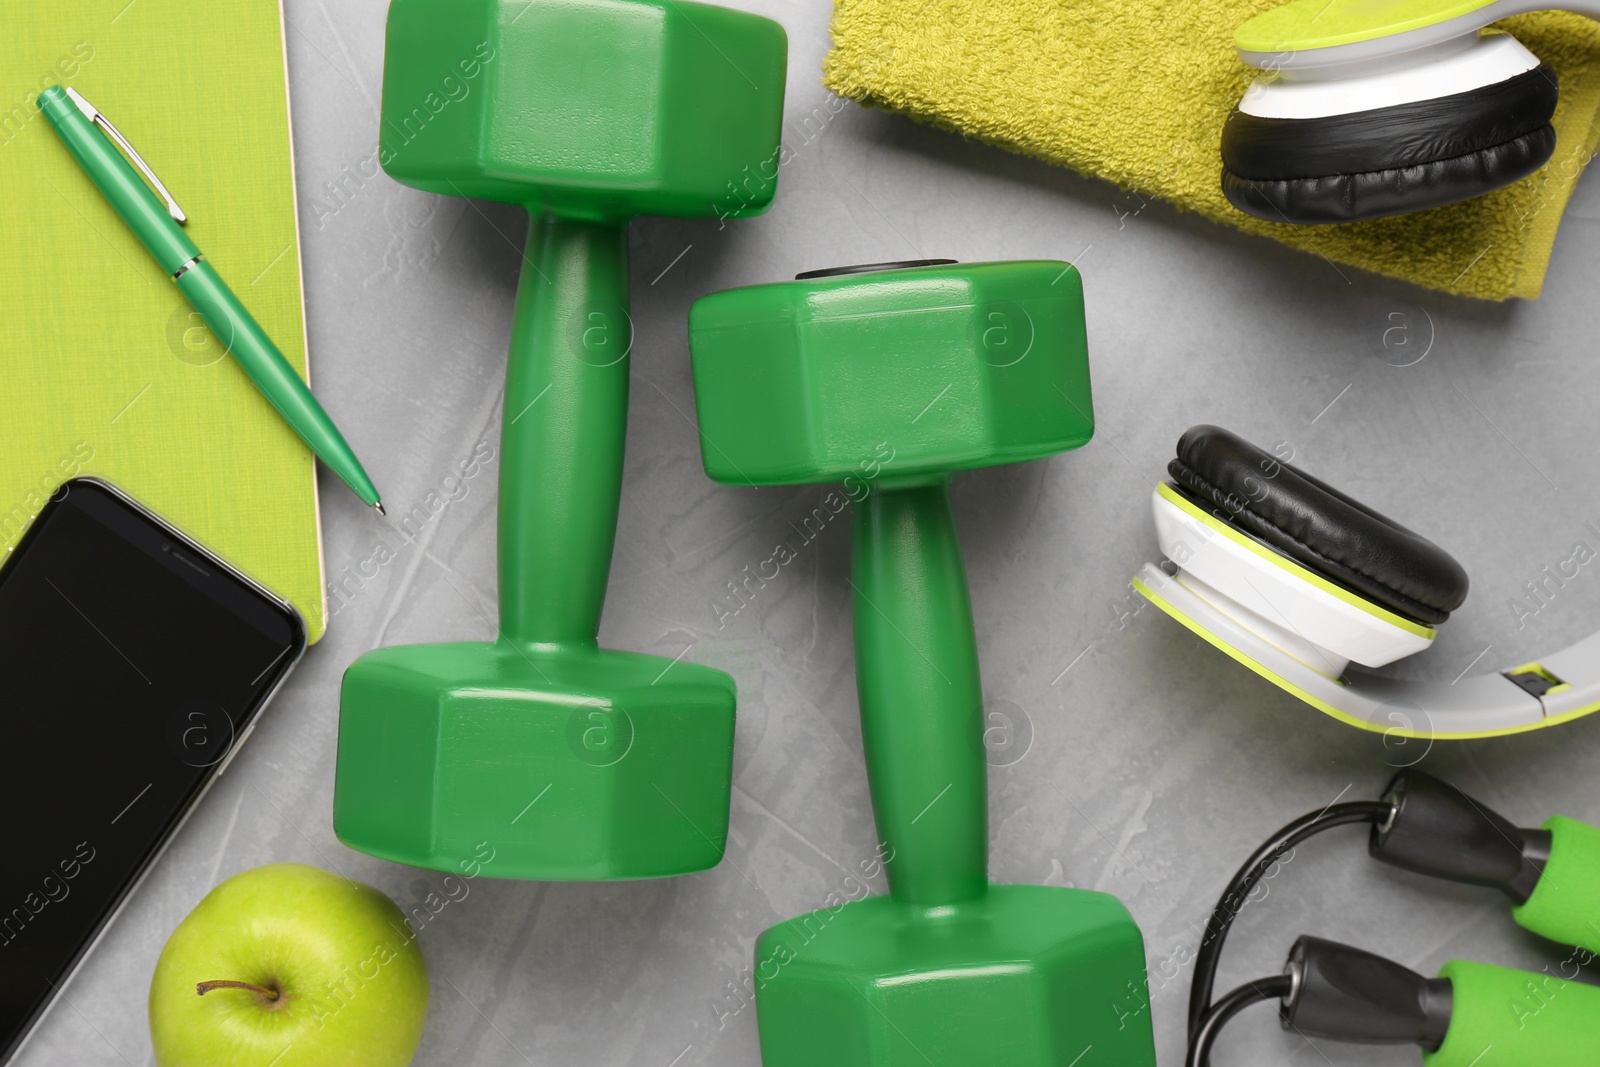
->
[499,215,629,646]
[852,477,987,907]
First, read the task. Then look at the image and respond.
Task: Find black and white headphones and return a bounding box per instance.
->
[1219,0,1584,222]
[1133,426,1599,737]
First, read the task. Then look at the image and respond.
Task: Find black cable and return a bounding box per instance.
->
[1186,974,1292,1067]
[1187,800,1392,1036]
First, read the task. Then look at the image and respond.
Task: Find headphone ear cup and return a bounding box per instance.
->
[1221,60,1559,223]
[1146,425,1467,677]
[1150,483,1435,676]
[1169,426,1468,625]
[1222,129,1555,223]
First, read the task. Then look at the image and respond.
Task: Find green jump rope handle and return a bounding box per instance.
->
[1515,816,1600,954]
[1427,816,1600,1066]
[852,478,987,907]
[499,214,628,647]
[1426,959,1600,1067]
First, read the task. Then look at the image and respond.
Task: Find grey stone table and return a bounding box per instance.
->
[20,1,1600,1064]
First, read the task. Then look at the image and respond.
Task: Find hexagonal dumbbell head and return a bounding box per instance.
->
[380,0,787,221]
[688,260,1095,486]
[334,0,785,881]
[336,641,735,880]
[753,886,1155,1066]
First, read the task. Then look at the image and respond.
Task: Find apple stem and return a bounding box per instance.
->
[196,980,281,1001]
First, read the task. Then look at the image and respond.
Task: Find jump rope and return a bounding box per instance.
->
[1184,770,1600,1066]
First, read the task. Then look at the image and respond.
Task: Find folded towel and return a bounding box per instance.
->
[823,2,1600,300]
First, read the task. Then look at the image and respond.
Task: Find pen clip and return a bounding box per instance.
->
[64,87,187,225]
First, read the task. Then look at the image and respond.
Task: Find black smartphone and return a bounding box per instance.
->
[0,478,305,1063]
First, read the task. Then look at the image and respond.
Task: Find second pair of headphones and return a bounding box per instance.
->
[1132,425,1600,737]
[1219,0,1585,223]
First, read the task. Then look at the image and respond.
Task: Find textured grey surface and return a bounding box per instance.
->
[18,1,1600,1064]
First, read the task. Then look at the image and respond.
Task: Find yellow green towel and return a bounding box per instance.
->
[823,2,1600,300]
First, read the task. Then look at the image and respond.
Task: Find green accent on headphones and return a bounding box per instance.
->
[1130,572,1411,726]
[1508,661,1573,696]
[1137,424,1600,738]
[1235,0,1499,55]
[1135,566,1600,739]
[1156,482,1436,640]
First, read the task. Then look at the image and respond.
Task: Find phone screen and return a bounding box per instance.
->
[0,479,304,1061]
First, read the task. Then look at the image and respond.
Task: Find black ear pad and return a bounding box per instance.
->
[1167,425,1469,625]
[1221,63,1559,224]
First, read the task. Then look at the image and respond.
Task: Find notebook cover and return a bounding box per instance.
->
[0,0,326,641]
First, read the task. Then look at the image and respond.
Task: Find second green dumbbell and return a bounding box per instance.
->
[689,261,1157,1066]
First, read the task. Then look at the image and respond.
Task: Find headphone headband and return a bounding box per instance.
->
[1134,561,1600,738]
[1236,0,1600,70]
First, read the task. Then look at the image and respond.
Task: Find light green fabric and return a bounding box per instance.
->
[1,0,324,639]
[824,1,1600,300]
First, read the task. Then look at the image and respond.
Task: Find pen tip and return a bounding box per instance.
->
[373,500,386,516]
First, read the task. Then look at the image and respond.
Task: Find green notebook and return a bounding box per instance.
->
[0,0,326,641]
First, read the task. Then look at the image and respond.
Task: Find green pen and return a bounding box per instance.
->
[38,85,385,515]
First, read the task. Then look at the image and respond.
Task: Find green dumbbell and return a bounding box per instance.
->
[332,0,787,880]
[689,261,1158,1066]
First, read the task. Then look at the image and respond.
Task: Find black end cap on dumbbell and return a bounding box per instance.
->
[1370,770,1551,904]
[795,259,958,279]
[1282,936,1453,1051]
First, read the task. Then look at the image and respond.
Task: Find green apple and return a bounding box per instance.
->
[149,863,428,1067]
